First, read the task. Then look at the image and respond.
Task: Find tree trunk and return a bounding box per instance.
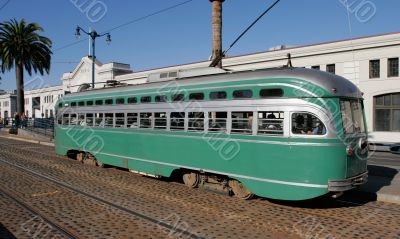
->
[15,61,25,115]
[210,0,224,68]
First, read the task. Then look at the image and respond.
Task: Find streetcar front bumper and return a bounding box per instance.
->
[328,172,368,192]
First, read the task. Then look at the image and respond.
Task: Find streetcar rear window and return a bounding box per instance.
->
[260,88,284,98]
[210,91,227,100]
[141,96,152,103]
[340,100,365,134]
[231,112,253,134]
[116,98,125,104]
[189,93,204,101]
[258,112,284,135]
[292,113,326,135]
[233,90,253,99]
[105,99,113,105]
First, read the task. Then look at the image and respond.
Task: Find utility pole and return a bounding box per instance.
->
[75,26,111,88]
[209,0,224,68]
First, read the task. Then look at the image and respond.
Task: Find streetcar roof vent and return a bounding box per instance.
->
[147,67,227,83]
[104,80,128,88]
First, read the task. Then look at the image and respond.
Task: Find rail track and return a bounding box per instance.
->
[0,138,400,238]
[0,157,204,239]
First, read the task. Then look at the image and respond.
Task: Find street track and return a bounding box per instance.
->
[0,186,77,239]
[0,157,204,239]
[1,138,400,238]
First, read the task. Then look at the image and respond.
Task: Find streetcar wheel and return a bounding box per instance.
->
[83,153,97,166]
[229,180,253,200]
[182,172,200,188]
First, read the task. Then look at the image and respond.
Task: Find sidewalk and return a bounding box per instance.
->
[0,128,54,147]
[357,164,400,204]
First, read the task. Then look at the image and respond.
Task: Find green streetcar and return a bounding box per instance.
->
[55,67,368,200]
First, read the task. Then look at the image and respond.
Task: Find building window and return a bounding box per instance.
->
[326,64,336,74]
[311,65,320,70]
[369,60,380,78]
[374,93,400,131]
[388,58,399,77]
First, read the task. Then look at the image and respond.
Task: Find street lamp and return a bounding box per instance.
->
[75,26,111,88]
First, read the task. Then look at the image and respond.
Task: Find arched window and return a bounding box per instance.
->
[374,93,400,131]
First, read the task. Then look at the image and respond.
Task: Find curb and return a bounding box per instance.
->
[0,135,55,147]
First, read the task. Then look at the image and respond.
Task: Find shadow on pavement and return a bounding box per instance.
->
[0,223,17,239]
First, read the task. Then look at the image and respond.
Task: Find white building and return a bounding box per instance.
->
[1,32,399,144]
[0,91,16,120]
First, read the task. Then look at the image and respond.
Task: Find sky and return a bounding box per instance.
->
[0,0,398,90]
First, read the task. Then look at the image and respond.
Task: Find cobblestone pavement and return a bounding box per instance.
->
[0,138,399,239]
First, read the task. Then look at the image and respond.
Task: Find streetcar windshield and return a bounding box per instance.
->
[340,99,365,134]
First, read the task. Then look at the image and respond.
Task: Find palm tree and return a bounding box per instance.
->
[0,19,52,115]
[210,0,224,68]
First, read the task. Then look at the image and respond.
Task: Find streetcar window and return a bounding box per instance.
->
[208,112,227,132]
[210,91,227,100]
[87,101,94,106]
[62,114,70,125]
[105,99,113,105]
[258,112,284,135]
[140,112,152,128]
[58,103,63,108]
[188,112,204,131]
[231,112,253,134]
[172,94,185,102]
[115,113,125,128]
[260,88,284,98]
[127,113,138,128]
[292,113,326,135]
[116,98,125,105]
[189,93,204,101]
[170,112,185,130]
[95,100,103,105]
[154,112,167,129]
[71,102,77,107]
[155,95,167,103]
[141,96,152,103]
[127,97,137,104]
[70,114,78,125]
[95,113,104,127]
[104,113,114,127]
[86,113,94,127]
[233,90,253,99]
[78,101,85,106]
[78,114,85,126]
